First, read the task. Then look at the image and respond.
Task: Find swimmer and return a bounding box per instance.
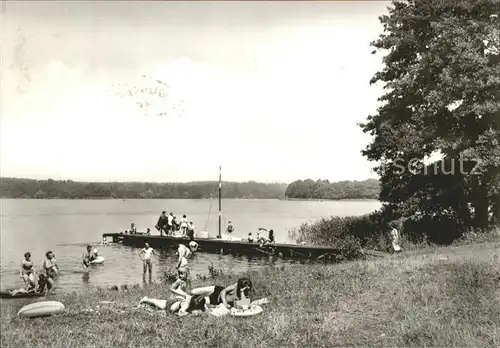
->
[82,245,96,272]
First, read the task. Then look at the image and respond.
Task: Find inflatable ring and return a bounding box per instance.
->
[229,305,263,317]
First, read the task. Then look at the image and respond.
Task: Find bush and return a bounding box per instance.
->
[288,210,390,256]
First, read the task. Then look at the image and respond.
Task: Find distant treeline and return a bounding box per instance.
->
[285,179,380,200]
[0,178,288,199]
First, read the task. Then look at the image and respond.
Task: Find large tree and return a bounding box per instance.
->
[361,0,500,238]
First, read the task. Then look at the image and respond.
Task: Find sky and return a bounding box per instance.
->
[1,1,391,183]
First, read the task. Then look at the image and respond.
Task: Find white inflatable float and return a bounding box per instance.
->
[91,256,105,264]
[230,305,263,317]
[18,301,65,318]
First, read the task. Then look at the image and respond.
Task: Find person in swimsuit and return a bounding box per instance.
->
[10,274,49,296]
[138,242,156,278]
[180,214,188,237]
[82,245,96,272]
[140,293,208,317]
[188,240,199,254]
[190,277,253,309]
[187,222,195,241]
[43,251,58,293]
[129,223,137,234]
[177,244,191,269]
[169,267,191,299]
[20,252,36,290]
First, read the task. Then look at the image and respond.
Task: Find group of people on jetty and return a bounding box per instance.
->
[121,210,277,246]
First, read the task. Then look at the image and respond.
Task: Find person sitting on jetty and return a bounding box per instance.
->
[187,222,195,240]
[258,228,275,246]
[10,273,49,297]
[247,232,254,243]
[180,214,189,236]
[20,252,36,291]
[227,221,234,234]
[156,211,169,236]
[138,242,156,277]
[129,223,137,234]
[190,277,253,309]
[146,228,151,236]
[43,251,58,294]
[82,245,97,272]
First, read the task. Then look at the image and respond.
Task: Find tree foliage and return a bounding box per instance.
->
[361,0,500,240]
[0,178,287,199]
[284,179,380,200]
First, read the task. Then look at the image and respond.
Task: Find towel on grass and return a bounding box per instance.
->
[208,298,269,317]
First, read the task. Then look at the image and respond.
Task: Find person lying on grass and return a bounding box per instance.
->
[190,277,253,309]
[10,274,49,296]
[140,294,208,317]
[140,277,253,315]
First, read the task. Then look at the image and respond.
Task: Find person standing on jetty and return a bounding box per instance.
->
[156,211,169,236]
[187,222,195,240]
[129,223,137,234]
[138,242,156,280]
[180,214,189,236]
[167,213,175,235]
[227,220,234,234]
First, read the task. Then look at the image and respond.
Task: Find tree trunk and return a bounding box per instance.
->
[472,188,489,230]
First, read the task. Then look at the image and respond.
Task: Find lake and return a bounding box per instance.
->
[0,198,381,292]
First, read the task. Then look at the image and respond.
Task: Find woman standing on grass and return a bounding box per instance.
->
[43,251,58,294]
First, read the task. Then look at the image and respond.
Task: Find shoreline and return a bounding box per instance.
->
[0,197,381,201]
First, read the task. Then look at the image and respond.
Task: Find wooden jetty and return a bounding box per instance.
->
[101,233,350,262]
[102,167,362,263]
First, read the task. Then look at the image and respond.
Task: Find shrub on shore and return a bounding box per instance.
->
[288,210,390,253]
[289,209,500,254]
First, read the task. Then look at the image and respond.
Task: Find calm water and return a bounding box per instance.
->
[0,198,380,292]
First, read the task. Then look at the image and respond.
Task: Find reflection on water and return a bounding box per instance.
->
[0,198,380,292]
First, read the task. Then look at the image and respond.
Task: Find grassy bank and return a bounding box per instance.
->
[1,242,499,348]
